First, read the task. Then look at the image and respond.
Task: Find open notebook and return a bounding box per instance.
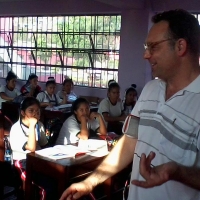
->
[35,145,83,160]
[35,140,108,160]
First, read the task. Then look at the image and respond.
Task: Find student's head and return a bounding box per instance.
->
[144,9,200,80]
[6,71,17,90]
[71,98,90,120]
[46,77,56,95]
[20,97,40,121]
[124,84,137,105]
[63,76,74,94]
[27,73,38,87]
[107,80,120,103]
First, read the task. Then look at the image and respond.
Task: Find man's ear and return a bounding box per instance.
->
[176,39,187,56]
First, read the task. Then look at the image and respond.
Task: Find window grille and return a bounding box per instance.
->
[0,15,121,88]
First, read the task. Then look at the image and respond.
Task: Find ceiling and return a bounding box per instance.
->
[94,0,145,9]
[94,0,200,12]
[0,0,199,12]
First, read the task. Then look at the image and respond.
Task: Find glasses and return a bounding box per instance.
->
[144,38,172,55]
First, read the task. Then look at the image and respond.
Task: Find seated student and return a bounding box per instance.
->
[98,80,126,135]
[20,73,42,97]
[57,76,77,103]
[36,77,66,107]
[10,97,56,199]
[123,84,138,115]
[0,71,21,108]
[56,98,107,145]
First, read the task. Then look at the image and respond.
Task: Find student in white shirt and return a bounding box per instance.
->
[10,97,48,160]
[57,76,77,103]
[98,80,127,134]
[10,97,57,199]
[122,84,138,115]
[36,77,66,108]
[56,97,107,145]
[0,71,21,108]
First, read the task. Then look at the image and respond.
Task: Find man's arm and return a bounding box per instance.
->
[132,152,200,190]
[60,135,137,200]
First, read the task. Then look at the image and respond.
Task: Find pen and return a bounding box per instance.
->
[51,153,66,157]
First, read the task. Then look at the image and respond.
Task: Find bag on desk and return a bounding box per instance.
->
[45,118,63,147]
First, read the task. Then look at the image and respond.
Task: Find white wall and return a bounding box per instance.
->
[118,9,150,96]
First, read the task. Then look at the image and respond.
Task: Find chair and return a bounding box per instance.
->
[1,102,20,124]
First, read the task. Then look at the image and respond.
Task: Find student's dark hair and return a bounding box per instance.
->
[26,73,38,84]
[6,71,17,82]
[123,84,137,111]
[46,77,56,87]
[63,77,74,86]
[107,80,120,92]
[152,9,200,55]
[20,97,40,112]
[125,84,137,97]
[71,97,89,114]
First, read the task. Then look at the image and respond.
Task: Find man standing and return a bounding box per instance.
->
[60,9,200,200]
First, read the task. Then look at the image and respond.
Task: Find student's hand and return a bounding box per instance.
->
[131,152,178,188]
[28,117,38,127]
[80,115,88,123]
[48,103,53,107]
[90,112,100,120]
[59,180,93,200]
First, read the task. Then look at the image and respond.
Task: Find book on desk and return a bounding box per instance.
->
[45,104,72,111]
[35,139,108,160]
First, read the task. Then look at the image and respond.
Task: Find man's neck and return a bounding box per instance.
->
[165,67,200,100]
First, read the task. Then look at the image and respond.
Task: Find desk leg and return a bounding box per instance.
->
[25,156,34,200]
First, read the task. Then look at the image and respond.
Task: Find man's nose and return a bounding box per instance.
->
[143,49,151,59]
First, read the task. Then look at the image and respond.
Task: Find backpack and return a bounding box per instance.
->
[45,118,63,147]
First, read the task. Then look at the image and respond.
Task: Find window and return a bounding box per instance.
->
[0,15,121,88]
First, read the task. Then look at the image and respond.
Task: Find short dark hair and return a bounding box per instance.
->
[26,73,38,84]
[46,77,56,87]
[63,78,74,86]
[152,9,200,55]
[28,73,38,81]
[125,84,137,97]
[6,71,17,82]
[71,97,89,114]
[107,80,120,92]
[20,97,40,112]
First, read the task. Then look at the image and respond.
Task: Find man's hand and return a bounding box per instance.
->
[59,180,93,200]
[131,152,178,188]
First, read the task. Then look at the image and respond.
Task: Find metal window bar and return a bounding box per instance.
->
[0,15,120,88]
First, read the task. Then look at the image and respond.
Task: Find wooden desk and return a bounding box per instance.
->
[25,152,106,200]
